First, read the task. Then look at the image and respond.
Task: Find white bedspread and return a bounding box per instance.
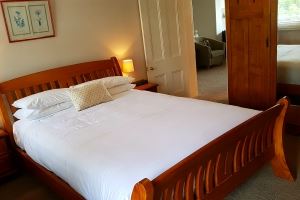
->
[13,90,260,200]
[277,45,300,85]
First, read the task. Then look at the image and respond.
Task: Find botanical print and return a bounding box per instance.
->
[1,0,54,42]
[28,5,49,33]
[14,11,25,27]
[7,6,31,36]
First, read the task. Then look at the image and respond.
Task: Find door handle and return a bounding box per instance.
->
[147,67,155,71]
[266,38,269,48]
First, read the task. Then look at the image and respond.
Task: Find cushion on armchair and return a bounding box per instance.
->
[211,50,225,57]
[195,37,225,68]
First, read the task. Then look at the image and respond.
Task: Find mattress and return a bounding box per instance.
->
[13,90,260,200]
[277,45,300,85]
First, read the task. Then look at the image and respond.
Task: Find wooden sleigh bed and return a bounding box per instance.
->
[0,57,295,200]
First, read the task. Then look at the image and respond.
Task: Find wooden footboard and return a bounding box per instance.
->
[132,97,295,200]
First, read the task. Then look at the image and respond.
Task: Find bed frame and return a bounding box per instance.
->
[277,83,300,135]
[0,57,295,200]
[278,83,300,101]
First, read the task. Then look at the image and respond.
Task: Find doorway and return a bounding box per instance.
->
[277,0,300,134]
[277,0,300,104]
[192,0,228,103]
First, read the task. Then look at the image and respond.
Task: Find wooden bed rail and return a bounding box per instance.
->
[0,94,14,144]
[131,97,294,200]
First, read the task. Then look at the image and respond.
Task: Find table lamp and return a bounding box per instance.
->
[122,59,135,76]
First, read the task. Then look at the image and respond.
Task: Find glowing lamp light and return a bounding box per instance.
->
[122,59,135,73]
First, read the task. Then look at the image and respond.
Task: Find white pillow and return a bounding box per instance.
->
[100,76,134,89]
[14,101,73,120]
[108,84,136,96]
[68,80,112,111]
[12,88,70,109]
[13,109,32,120]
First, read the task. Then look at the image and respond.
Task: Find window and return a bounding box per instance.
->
[278,0,300,30]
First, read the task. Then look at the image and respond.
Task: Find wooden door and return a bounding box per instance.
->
[226,0,277,110]
[138,0,198,97]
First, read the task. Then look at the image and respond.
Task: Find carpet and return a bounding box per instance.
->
[0,173,61,200]
[196,63,228,104]
[226,134,300,200]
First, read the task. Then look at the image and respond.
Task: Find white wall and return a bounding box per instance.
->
[215,0,225,41]
[192,0,217,39]
[0,0,147,82]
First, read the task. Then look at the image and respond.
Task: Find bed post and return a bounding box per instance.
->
[0,94,14,134]
[271,97,295,181]
[0,94,16,148]
[131,178,154,200]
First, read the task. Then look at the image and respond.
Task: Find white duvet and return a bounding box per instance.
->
[13,90,260,200]
[277,45,300,85]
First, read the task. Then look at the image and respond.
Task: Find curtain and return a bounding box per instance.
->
[278,0,300,30]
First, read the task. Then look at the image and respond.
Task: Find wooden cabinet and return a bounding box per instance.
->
[0,129,17,180]
[226,0,277,110]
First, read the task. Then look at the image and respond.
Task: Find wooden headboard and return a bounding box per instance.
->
[0,57,122,134]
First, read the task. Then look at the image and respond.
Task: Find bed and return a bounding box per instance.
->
[0,57,295,200]
[277,45,300,98]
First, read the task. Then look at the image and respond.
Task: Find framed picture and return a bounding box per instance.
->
[1,0,55,43]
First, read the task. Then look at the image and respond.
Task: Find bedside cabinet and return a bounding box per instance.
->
[135,83,159,92]
[0,129,17,180]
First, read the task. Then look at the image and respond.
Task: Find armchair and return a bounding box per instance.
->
[195,37,225,68]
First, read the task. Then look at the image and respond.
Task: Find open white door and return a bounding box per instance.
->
[139,0,198,97]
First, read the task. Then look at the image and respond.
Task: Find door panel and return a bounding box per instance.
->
[226,0,276,110]
[229,19,249,106]
[147,0,164,62]
[139,0,196,96]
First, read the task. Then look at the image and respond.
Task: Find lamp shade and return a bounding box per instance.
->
[122,59,135,73]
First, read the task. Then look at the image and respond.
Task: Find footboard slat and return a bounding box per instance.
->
[185,172,194,199]
[195,166,204,200]
[241,135,250,167]
[174,179,184,200]
[132,97,295,200]
[233,141,242,172]
[248,131,257,162]
[205,159,215,194]
[215,153,227,186]
[225,148,234,178]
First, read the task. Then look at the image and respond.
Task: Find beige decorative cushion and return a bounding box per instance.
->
[68,80,112,111]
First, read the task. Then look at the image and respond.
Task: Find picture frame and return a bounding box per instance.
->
[1,0,55,43]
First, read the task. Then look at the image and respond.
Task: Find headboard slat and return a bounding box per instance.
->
[0,57,122,133]
[24,88,32,96]
[41,84,49,91]
[15,90,23,99]
[33,86,40,93]
[76,76,84,84]
[90,72,97,80]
